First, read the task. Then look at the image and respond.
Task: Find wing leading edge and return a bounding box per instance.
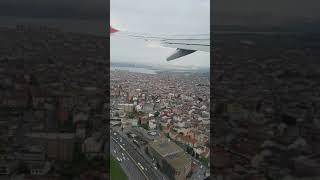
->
[129,34,210,61]
[110,26,209,61]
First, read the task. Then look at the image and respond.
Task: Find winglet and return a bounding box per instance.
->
[110,26,119,34]
[167,49,196,61]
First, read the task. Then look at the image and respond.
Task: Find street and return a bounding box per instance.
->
[111,137,147,180]
[110,128,168,180]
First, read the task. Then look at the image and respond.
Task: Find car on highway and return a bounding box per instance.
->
[137,162,145,170]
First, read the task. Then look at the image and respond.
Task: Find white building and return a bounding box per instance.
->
[135,104,142,112]
[149,119,157,130]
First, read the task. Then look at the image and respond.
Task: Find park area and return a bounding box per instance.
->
[110,156,128,180]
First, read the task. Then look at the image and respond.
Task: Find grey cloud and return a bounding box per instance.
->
[111,0,210,34]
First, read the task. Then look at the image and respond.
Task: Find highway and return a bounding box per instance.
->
[110,128,168,180]
[111,137,147,180]
[131,127,208,180]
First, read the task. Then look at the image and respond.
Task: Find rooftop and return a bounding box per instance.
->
[149,138,192,169]
[166,152,191,170]
[149,138,183,157]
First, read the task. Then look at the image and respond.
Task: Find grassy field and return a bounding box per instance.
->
[110,156,128,180]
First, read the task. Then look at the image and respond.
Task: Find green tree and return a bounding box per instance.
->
[141,123,149,130]
[186,146,195,156]
[127,112,135,118]
[154,111,160,117]
[200,157,209,167]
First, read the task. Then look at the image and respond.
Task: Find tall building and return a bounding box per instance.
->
[147,138,192,180]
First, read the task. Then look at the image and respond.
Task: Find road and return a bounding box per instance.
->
[119,126,209,180]
[111,137,147,180]
[117,127,162,171]
[125,126,208,180]
[111,128,168,180]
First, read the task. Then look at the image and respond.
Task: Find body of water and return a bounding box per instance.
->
[111,66,157,74]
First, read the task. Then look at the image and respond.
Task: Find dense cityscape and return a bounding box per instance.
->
[110,69,210,180]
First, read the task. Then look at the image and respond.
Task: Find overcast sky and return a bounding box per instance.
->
[110,0,210,69]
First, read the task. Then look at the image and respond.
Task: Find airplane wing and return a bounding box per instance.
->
[110,26,119,34]
[110,26,210,61]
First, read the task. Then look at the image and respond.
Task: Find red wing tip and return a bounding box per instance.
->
[110,26,119,34]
